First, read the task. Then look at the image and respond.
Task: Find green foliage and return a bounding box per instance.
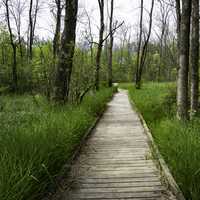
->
[0,25,54,94]
[120,82,176,123]
[0,20,177,96]
[111,48,134,82]
[0,25,13,87]
[0,87,115,200]
[70,48,95,102]
[120,82,200,200]
[153,119,200,200]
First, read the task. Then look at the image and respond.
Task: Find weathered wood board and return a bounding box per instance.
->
[62,91,177,200]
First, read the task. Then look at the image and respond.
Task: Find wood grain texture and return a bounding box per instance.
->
[62,91,177,200]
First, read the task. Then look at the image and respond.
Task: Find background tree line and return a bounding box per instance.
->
[0,0,199,120]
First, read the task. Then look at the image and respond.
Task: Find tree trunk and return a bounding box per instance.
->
[12,45,18,92]
[95,0,105,91]
[177,0,192,120]
[158,36,163,81]
[29,0,39,61]
[53,0,62,58]
[53,0,78,103]
[190,0,199,115]
[135,0,143,88]
[108,0,114,87]
[175,0,181,64]
[5,0,18,92]
[29,0,33,60]
[135,0,154,89]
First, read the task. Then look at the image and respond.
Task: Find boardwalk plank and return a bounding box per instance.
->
[66,191,162,199]
[63,91,176,200]
[78,181,162,188]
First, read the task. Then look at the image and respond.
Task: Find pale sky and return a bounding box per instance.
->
[38,0,155,40]
[0,0,176,43]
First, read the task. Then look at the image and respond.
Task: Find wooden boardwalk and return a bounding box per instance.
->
[63,90,176,200]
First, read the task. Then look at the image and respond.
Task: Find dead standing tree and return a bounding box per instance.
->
[53,0,79,103]
[135,0,155,89]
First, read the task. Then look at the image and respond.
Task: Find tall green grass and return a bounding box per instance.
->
[0,87,115,200]
[120,82,200,200]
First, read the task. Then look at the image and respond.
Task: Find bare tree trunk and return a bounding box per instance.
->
[157,0,170,82]
[108,0,114,87]
[29,0,33,60]
[53,0,78,103]
[17,9,23,60]
[53,0,62,58]
[9,0,25,60]
[84,10,94,66]
[135,0,143,87]
[4,0,18,92]
[29,0,39,61]
[18,33,23,60]
[190,0,199,115]
[135,0,154,89]
[175,0,181,62]
[158,33,163,81]
[95,0,105,91]
[177,0,192,120]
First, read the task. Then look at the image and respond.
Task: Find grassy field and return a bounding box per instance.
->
[120,82,200,200]
[0,87,116,200]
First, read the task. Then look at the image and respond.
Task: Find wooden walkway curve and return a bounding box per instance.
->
[63,90,176,200]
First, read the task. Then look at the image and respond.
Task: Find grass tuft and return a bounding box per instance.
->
[0,87,115,200]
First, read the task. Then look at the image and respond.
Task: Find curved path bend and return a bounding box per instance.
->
[63,90,176,200]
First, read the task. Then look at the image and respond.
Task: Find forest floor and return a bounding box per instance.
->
[55,90,176,199]
[120,82,200,200]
